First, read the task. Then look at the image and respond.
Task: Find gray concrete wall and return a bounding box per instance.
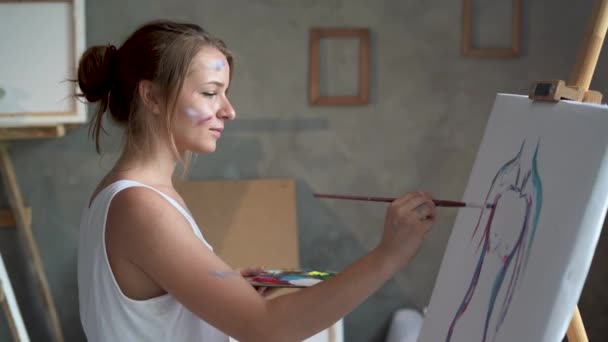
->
[1,0,607,341]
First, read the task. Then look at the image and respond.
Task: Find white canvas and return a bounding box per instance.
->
[0,0,86,127]
[418,94,608,342]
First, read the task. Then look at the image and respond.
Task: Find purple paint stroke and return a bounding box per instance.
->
[209,270,239,278]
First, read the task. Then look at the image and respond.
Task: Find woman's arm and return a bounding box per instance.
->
[107,188,435,341]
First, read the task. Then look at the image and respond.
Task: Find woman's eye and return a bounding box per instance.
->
[202,92,216,97]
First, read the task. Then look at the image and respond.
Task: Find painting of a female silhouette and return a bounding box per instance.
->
[446,139,543,342]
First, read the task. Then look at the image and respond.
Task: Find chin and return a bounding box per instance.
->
[190,142,217,154]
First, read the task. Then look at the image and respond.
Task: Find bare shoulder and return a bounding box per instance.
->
[105,186,195,259]
[108,186,182,226]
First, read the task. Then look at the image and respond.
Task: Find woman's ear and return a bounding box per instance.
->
[138,80,162,115]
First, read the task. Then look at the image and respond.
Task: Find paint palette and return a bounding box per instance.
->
[246,269,336,288]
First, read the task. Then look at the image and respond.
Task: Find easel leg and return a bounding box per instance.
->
[0,283,21,342]
[0,145,64,342]
[566,306,588,342]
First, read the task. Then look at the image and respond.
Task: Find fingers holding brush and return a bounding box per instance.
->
[414,193,437,222]
[378,192,437,268]
[393,192,436,223]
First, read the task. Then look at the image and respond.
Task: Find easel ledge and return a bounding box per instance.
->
[0,125,66,141]
[528,0,608,341]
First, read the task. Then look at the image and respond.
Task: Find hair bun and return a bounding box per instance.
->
[77,44,117,102]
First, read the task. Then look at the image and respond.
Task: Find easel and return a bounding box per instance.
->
[0,125,68,341]
[528,0,608,341]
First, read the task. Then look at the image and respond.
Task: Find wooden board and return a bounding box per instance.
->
[177,178,345,341]
[174,178,300,270]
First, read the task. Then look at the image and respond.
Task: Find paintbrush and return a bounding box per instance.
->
[313,193,494,209]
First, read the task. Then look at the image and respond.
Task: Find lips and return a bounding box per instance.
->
[209,127,223,137]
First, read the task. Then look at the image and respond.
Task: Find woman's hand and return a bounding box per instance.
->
[376,192,436,270]
[238,266,278,297]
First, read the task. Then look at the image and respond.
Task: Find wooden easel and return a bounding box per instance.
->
[0,125,68,341]
[529,0,608,341]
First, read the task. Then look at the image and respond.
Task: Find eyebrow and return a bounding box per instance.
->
[203,81,225,87]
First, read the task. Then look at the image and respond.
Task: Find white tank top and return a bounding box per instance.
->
[77,180,229,342]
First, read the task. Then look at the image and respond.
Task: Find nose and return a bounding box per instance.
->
[218,98,236,120]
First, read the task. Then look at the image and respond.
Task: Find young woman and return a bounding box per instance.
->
[76,19,437,342]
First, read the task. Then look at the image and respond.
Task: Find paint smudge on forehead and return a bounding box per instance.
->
[208,59,226,71]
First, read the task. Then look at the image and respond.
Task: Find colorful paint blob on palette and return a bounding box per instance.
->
[247,269,335,288]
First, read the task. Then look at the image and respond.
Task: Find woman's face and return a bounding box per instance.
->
[172,46,235,154]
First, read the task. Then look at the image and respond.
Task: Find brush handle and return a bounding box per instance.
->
[313,193,468,207]
[313,193,394,202]
[433,200,467,207]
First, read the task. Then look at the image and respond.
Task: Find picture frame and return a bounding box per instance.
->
[308,27,370,105]
[461,0,522,58]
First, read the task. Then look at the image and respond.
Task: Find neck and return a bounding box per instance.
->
[111,140,181,187]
